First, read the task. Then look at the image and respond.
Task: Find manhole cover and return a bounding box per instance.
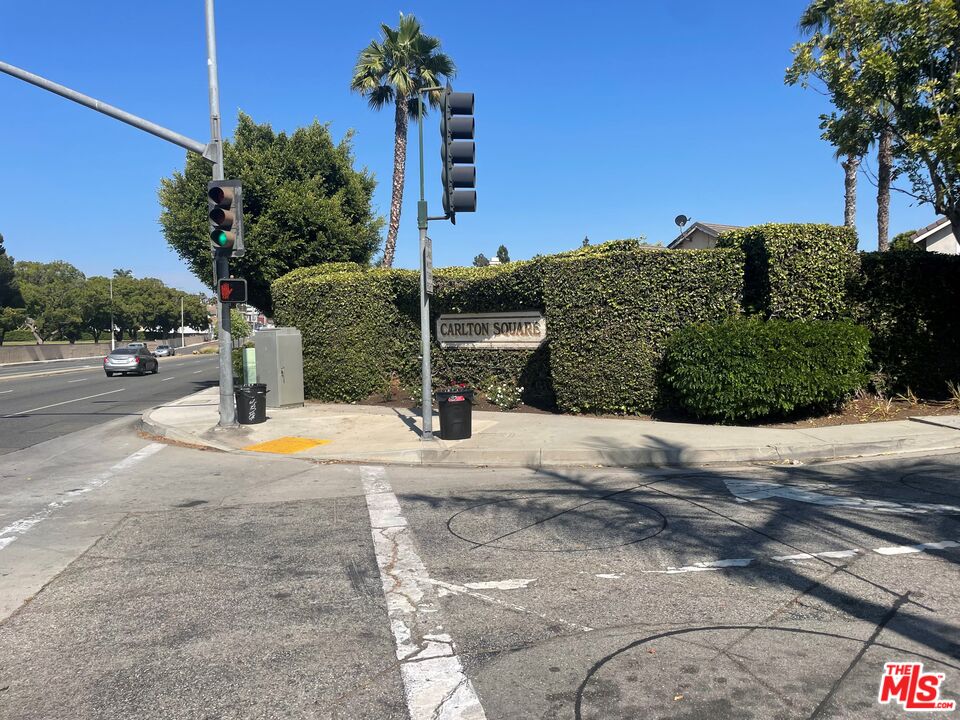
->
[447,493,666,552]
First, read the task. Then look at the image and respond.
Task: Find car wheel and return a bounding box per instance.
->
[152,362,159,374]
[105,371,113,377]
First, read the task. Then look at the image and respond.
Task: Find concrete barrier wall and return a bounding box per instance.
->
[0,335,214,365]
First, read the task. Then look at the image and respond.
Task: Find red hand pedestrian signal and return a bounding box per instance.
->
[218,278,247,304]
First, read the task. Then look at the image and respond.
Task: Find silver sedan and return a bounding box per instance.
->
[104,347,159,376]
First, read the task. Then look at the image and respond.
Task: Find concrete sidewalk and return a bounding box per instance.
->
[139,387,960,468]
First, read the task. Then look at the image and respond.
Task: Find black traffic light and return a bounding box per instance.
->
[440,86,476,221]
[218,278,247,304]
[207,179,245,257]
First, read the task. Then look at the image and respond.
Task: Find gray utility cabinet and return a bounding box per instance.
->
[254,327,304,408]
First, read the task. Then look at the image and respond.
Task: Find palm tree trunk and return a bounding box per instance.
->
[842,154,860,227]
[877,127,892,251]
[382,93,409,268]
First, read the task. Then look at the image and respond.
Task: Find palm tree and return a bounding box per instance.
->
[876,122,893,252]
[351,14,455,268]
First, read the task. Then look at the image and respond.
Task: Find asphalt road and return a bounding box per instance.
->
[0,352,221,454]
[0,429,958,719]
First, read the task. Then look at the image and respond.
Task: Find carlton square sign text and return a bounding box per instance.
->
[436,311,547,349]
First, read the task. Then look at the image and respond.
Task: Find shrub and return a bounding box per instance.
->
[717,223,858,320]
[662,317,871,422]
[852,252,960,397]
[543,245,743,413]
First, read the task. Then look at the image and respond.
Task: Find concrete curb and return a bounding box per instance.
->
[138,404,960,468]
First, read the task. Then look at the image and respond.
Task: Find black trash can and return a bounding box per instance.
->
[436,388,473,440]
[235,383,268,424]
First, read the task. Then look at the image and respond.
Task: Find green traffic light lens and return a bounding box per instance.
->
[216,231,227,246]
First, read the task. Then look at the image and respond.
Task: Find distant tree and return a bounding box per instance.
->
[890,229,923,252]
[0,233,25,346]
[582,236,590,247]
[472,253,489,267]
[15,261,86,342]
[113,268,133,279]
[159,113,383,314]
[230,308,250,341]
[351,14,455,268]
[496,245,510,263]
[80,277,112,343]
[788,0,960,243]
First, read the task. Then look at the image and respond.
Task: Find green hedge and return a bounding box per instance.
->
[273,267,404,402]
[542,245,743,413]
[852,252,960,397]
[273,241,744,412]
[717,223,858,320]
[662,318,871,422]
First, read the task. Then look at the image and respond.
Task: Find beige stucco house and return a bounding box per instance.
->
[911,217,959,254]
[668,222,741,250]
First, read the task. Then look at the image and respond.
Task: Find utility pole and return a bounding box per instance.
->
[181,295,185,350]
[205,0,235,427]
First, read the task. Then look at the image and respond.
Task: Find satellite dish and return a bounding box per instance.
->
[674,214,689,228]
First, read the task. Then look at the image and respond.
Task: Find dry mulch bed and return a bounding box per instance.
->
[346,388,960,429]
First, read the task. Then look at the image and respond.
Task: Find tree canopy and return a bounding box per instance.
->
[787,0,960,237]
[0,233,26,345]
[158,113,383,314]
[13,261,208,343]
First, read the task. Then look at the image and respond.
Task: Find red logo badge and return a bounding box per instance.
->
[878,662,955,712]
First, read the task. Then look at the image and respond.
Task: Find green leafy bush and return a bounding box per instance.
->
[662,318,871,422]
[543,245,743,413]
[852,252,960,397]
[717,223,858,320]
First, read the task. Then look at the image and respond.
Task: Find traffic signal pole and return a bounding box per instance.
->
[416,92,433,439]
[205,0,236,427]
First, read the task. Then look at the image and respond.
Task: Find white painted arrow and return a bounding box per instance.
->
[723,478,960,515]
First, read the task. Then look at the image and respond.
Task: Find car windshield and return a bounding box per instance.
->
[111,349,137,355]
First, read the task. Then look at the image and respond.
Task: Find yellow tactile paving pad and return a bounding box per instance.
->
[243,437,331,454]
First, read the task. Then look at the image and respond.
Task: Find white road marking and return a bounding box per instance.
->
[67,378,85,383]
[0,390,12,394]
[160,377,176,382]
[772,549,860,561]
[1,388,125,418]
[874,540,960,555]
[595,573,623,579]
[645,558,754,575]
[0,443,164,551]
[462,579,536,591]
[723,478,960,514]
[360,466,487,720]
[427,577,593,633]
[192,370,203,374]
[640,539,960,575]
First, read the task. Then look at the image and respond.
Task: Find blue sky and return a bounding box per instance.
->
[0,1,936,296]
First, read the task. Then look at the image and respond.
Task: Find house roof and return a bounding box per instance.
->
[910,217,950,244]
[668,222,742,249]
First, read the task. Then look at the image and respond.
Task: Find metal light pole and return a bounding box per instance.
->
[181,295,185,350]
[205,0,235,427]
[417,91,434,440]
[109,276,115,351]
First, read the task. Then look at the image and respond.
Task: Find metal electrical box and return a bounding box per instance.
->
[254,327,304,408]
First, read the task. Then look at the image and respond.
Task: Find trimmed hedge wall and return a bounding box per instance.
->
[717,223,858,320]
[272,241,744,412]
[662,318,871,422]
[543,246,744,413]
[852,252,960,397]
